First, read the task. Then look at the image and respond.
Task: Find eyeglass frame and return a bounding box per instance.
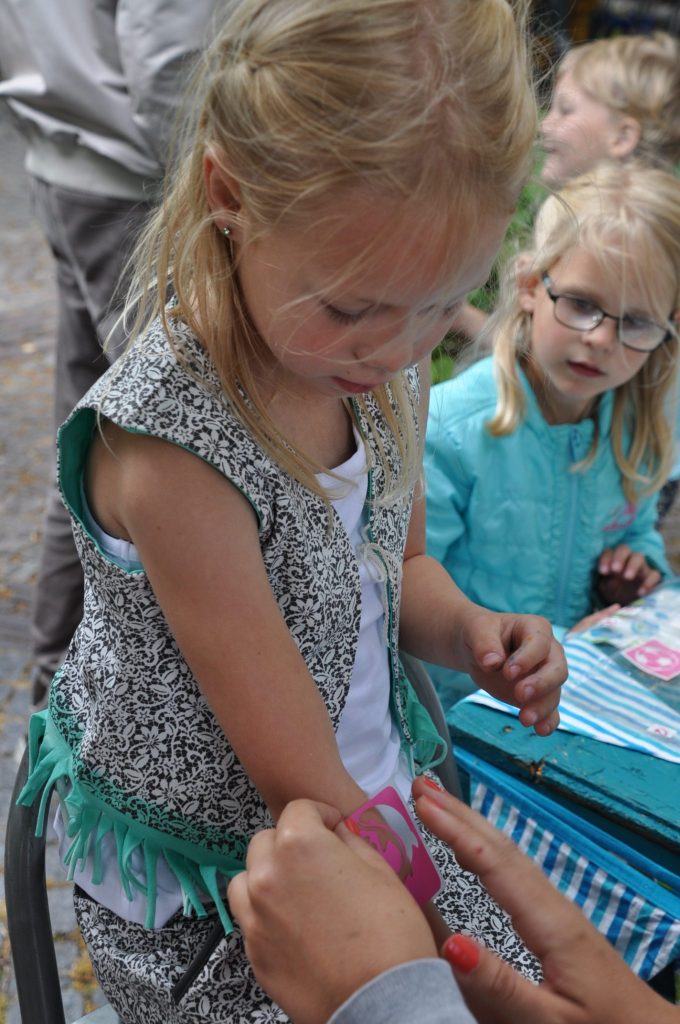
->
[541,273,675,353]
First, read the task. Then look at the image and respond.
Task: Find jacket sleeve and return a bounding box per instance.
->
[115,0,227,166]
[328,960,477,1024]
[620,490,671,578]
[424,402,472,568]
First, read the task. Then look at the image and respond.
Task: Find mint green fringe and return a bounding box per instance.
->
[18,709,242,932]
[399,672,448,776]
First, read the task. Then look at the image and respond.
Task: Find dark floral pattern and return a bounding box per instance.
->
[54,316,540,1021]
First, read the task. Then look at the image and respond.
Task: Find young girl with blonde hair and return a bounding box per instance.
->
[18,0,565,1020]
[541,31,680,188]
[425,162,680,711]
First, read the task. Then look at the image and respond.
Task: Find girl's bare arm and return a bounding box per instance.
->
[87,422,367,820]
[399,361,565,733]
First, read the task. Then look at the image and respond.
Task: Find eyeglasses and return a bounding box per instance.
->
[542,274,674,352]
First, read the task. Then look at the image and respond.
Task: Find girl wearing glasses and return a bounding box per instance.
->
[424,162,680,710]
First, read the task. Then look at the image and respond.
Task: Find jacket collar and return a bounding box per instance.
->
[516,360,614,440]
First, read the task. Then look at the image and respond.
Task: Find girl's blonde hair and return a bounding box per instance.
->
[489,162,680,502]
[124,0,537,497]
[558,32,680,171]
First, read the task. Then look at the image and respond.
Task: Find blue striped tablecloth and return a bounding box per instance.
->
[457,749,680,992]
[465,634,680,763]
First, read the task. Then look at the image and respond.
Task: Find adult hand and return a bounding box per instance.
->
[227,799,437,1024]
[597,545,661,606]
[412,777,679,1024]
[457,607,566,735]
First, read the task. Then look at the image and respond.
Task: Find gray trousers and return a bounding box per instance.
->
[31,178,150,706]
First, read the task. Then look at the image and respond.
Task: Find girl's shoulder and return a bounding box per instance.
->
[87,314,223,420]
[428,356,497,426]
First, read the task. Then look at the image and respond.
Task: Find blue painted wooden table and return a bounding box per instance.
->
[449,699,680,873]
[450,582,680,873]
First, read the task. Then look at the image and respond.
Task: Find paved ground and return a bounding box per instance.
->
[0,108,107,1024]
[2,104,680,1024]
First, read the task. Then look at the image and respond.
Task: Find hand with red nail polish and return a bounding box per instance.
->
[229,788,677,1024]
[411,777,678,1024]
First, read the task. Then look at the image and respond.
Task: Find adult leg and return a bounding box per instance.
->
[30,180,149,707]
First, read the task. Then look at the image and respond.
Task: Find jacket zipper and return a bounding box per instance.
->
[555,428,584,626]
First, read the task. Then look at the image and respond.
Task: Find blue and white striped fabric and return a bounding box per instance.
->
[466,635,680,763]
[459,751,680,988]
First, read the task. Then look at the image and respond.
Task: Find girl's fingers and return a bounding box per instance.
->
[530,707,560,736]
[597,547,615,574]
[502,624,562,681]
[638,567,661,595]
[621,551,644,581]
[518,691,560,732]
[608,543,632,575]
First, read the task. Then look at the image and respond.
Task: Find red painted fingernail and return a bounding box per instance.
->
[344,817,361,836]
[421,777,444,792]
[443,934,480,974]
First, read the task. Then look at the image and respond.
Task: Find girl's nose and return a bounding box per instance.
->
[583,317,618,349]
[540,111,555,136]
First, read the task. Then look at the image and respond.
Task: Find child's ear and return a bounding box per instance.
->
[204,146,244,237]
[610,116,641,160]
[516,255,541,314]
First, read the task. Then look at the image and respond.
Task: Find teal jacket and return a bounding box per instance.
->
[424,357,670,710]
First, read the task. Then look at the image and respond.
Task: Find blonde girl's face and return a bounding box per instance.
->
[540,70,623,188]
[519,246,668,425]
[231,196,509,401]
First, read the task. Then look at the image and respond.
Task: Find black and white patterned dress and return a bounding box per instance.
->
[23,315,540,1023]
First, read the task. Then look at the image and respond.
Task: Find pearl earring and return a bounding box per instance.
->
[222,226,231,238]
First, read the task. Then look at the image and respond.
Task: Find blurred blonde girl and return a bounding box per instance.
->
[541,31,680,189]
[426,163,680,710]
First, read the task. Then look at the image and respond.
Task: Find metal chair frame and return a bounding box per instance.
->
[4,746,117,1024]
[4,656,456,1023]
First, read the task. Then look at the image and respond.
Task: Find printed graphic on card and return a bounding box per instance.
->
[581,584,680,651]
[622,639,680,681]
[345,785,442,906]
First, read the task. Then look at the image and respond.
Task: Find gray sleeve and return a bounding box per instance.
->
[328,959,477,1024]
[114,0,228,165]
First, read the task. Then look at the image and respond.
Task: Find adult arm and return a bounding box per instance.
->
[115,0,228,166]
[228,799,471,1024]
[328,961,476,1024]
[412,778,679,1024]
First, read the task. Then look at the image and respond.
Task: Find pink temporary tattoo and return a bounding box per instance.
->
[345,785,442,905]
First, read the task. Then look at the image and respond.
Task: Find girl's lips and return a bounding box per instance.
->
[567,360,604,378]
[332,376,383,394]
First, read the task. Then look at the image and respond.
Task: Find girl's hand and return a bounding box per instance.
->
[567,604,621,636]
[596,545,661,606]
[458,608,565,735]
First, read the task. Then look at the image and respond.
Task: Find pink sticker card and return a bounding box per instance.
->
[622,639,680,681]
[345,785,442,906]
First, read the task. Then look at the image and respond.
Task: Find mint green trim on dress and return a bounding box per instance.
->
[18,708,245,932]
